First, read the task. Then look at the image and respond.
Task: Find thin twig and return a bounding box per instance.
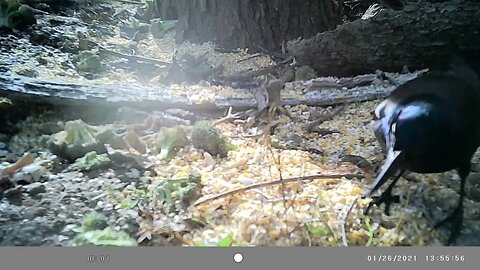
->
[98,48,171,66]
[267,145,291,214]
[343,0,369,5]
[340,197,358,246]
[115,0,145,4]
[194,173,364,206]
[237,53,263,63]
[304,104,346,132]
[213,107,244,125]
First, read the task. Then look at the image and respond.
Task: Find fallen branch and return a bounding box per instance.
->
[0,70,426,112]
[236,53,263,63]
[115,0,145,4]
[98,48,171,67]
[304,104,346,132]
[193,173,364,206]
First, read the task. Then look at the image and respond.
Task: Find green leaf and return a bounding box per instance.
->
[364,217,375,247]
[306,223,333,237]
[120,199,137,209]
[217,233,234,247]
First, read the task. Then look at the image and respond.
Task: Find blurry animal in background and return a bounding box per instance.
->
[363,54,480,245]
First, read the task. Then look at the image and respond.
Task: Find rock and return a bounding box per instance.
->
[12,163,46,184]
[125,168,140,179]
[115,209,139,234]
[0,175,12,185]
[25,183,46,196]
[238,176,254,185]
[9,212,22,221]
[467,172,480,186]
[24,207,47,219]
[62,224,80,237]
[380,220,396,229]
[4,186,24,198]
[304,143,324,155]
[48,174,60,181]
[468,187,480,202]
[471,163,480,172]
[14,67,39,78]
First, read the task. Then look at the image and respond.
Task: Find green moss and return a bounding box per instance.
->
[73,227,137,247]
[155,126,189,160]
[155,171,202,213]
[72,50,106,73]
[81,213,109,232]
[71,151,111,171]
[191,121,232,158]
[73,213,137,246]
[46,119,106,161]
[295,66,317,81]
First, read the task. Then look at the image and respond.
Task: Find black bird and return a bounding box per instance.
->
[362,55,480,245]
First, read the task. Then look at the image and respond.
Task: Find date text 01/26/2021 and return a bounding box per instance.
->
[366,255,417,262]
[366,255,466,262]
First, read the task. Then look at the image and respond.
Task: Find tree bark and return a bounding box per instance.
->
[286,0,480,77]
[154,0,343,53]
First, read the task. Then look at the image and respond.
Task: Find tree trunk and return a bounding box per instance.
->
[286,0,480,77]
[155,0,344,53]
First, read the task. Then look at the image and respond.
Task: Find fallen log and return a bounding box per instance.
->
[0,70,425,112]
[286,0,480,77]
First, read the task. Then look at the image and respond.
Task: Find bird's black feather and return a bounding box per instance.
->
[363,55,480,245]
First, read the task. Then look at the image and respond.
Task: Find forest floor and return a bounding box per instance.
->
[1,1,480,247]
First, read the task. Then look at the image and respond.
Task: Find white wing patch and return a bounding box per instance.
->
[374,99,398,120]
[396,103,431,121]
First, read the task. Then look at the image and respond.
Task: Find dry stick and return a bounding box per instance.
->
[267,147,291,215]
[343,0,369,4]
[114,0,145,4]
[340,197,358,247]
[193,173,364,206]
[304,104,346,132]
[237,53,263,63]
[213,107,244,126]
[98,48,171,66]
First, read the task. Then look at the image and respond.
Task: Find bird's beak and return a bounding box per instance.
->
[362,150,404,198]
[370,119,388,153]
